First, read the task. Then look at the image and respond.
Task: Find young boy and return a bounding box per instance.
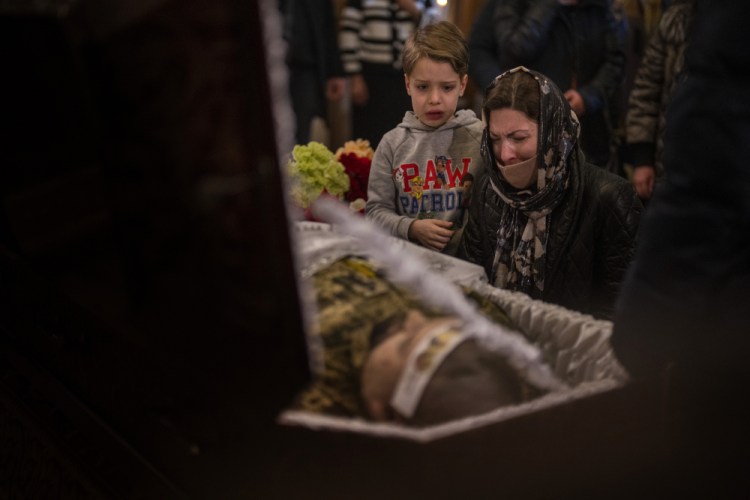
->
[365,21,485,255]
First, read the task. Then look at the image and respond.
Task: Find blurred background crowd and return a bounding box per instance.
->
[282,0,682,202]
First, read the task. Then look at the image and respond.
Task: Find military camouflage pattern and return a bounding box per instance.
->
[292,256,519,417]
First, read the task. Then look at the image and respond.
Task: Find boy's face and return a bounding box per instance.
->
[405,58,468,129]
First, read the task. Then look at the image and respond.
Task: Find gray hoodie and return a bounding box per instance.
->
[366,109,485,254]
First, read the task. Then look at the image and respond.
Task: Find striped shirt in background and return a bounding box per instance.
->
[339,0,421,73]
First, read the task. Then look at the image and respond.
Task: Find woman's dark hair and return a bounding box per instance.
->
[482,70,540,123]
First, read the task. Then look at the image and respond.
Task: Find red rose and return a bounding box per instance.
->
[338,152,372,202]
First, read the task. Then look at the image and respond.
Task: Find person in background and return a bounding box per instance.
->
[458,67,642,320]
[624,0,694,201]
[338,0,424,148]
[468,0,626,169]
[607,0,665,180]
[365,21,485,255]
[280,0,346,144]
[613,0,750,495]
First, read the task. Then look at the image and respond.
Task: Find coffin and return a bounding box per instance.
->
[0,1,671,499]
[284,220,629,427]
[273,220,667,498]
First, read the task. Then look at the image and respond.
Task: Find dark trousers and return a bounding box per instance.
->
[352,65,411,149]
[289,66,324,144]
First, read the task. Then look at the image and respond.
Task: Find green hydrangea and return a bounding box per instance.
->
[288,141,350,208]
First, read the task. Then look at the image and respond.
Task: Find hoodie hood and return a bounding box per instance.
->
[398,109,483,133]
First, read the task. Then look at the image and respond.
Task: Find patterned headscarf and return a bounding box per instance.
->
[480,66,581,297]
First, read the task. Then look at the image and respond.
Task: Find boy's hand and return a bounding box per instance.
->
[408,219,454,251]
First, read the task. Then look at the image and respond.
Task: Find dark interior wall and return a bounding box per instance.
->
[0,1,310,497]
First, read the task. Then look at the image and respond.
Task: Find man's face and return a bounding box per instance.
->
[361,310,455,420]
[361,309,526,425]
[410,339,525,426]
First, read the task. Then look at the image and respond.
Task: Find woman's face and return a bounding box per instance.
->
[488,108,538,166]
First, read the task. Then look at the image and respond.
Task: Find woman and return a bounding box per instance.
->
[458,67,642,320]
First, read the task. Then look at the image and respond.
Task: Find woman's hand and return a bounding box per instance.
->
[394,0,422,21]
[564,89,585,117]
[350,74,369,106]
[326,77,346,101]
[408,219,455,251]
[632,165,656,200]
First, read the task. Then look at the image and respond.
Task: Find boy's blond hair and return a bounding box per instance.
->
[401,21,469,78]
